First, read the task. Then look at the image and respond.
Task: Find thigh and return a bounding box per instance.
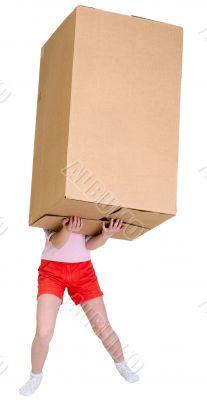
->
[68,260,103,305]
[36,294,62,334]
[37,259,65,305]
[80,296,110,330]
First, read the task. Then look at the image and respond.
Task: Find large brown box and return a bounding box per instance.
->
[29,5,183,240]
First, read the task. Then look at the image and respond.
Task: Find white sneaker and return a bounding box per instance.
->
[19,371,43,395]
[115,361,139,383]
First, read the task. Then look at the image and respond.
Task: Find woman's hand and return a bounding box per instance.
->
[62,216,83,233]
[101,218,125,238]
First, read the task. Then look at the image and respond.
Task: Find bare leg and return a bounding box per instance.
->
[31,294,62,373]
[80,296,124,363]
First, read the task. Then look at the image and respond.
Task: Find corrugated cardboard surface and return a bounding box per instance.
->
[29,8,77,224]
[29,5,183,240]
[32,214,150,241]
[31,196,173,240]
[66,6,183,213]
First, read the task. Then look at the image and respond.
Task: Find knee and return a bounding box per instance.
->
[35,328,54,345]
[92,319,114,341]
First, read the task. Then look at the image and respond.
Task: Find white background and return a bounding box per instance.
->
[0,0,207,399]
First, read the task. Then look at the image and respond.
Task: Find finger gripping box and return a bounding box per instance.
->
[29,5,183,240]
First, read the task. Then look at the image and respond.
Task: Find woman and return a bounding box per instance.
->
[19,216,139,395]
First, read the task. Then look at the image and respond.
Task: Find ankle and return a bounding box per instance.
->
[114,359,126,365]
[31,370,43,376]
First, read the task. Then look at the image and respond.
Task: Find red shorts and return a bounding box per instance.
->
[37,259,104,305]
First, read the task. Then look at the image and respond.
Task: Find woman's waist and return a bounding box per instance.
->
[40,257,91,265]
[41,248,91,263]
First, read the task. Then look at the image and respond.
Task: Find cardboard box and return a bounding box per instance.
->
[29,5,183,240]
